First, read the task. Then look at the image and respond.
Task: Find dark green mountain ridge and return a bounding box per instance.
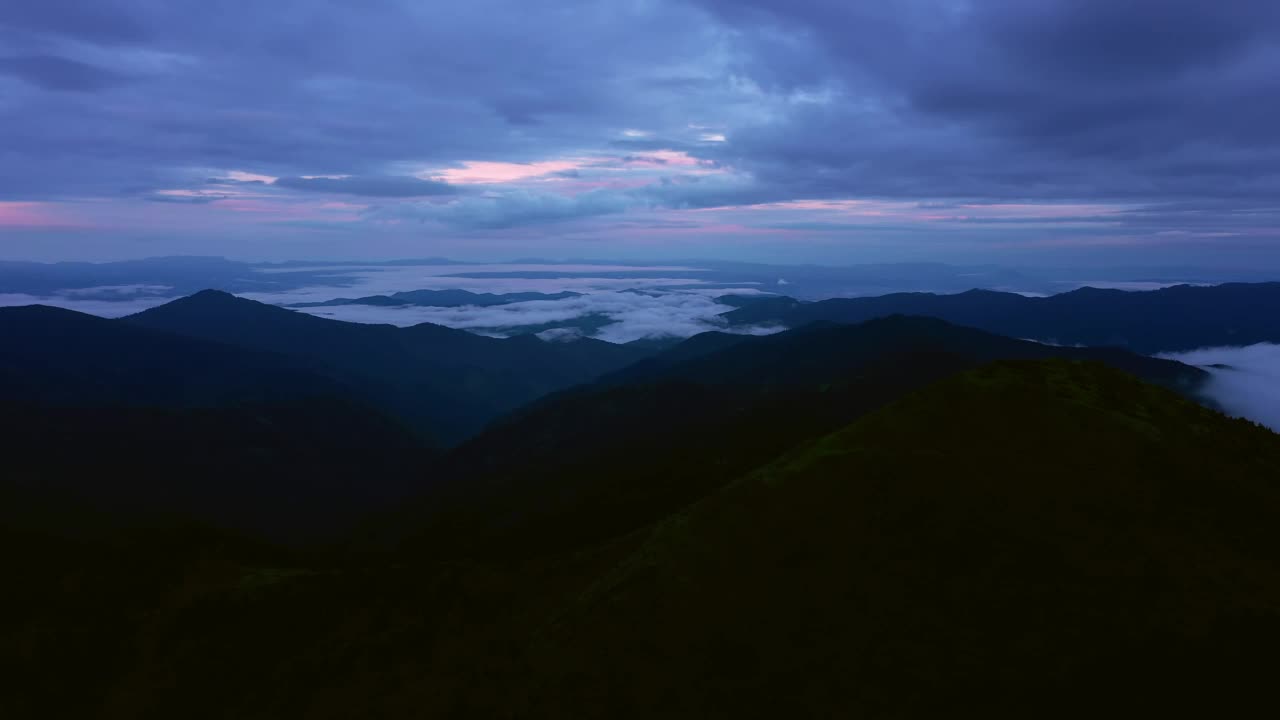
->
[10,360,1278,718]
[391,316,1209,561]
[5,288,1280,718]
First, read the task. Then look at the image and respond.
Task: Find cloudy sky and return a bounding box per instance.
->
[3,1,1280,266]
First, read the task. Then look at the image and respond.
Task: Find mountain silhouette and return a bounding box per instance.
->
[123,290,652,443]
[724,282,1280,353]
[7,296,1280,718]
[0,302,432,538]
[0,303,345,407]
[519,360,1280,717]
[391,316,1209,560]
[13,360,1276,718]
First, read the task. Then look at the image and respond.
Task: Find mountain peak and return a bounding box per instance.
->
[123,288,317,328]
[0,303,91,319]
[184,288,241,303]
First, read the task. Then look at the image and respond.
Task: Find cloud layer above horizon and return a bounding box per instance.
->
[2,1,1280,265]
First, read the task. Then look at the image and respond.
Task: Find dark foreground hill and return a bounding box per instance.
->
[604,314,1206,389]
[520,361,1280,716]
[123,290,652,444]
[393,316,1208,560]
[10,360,1279,718]
[1,399,429,540]
[723,281,1280,353]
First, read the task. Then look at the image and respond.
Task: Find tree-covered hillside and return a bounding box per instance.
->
[9,360,1279,718]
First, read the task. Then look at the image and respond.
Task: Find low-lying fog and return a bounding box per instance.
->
[1162,344,1280,432]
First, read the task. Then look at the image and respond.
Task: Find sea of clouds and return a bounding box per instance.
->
[296,289,783,343]
[235,263,783,342]
[0,291,172,317]
[0,263,783,343]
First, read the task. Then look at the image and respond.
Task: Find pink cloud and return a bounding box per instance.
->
[430,159,587,184]
[739,200,875,211]
[426,150,721,187]
[604,150,705,168]
[0,202,92,229]
[224,170,278,183]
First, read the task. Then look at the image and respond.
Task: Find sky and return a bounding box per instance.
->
[2,1,1280,267]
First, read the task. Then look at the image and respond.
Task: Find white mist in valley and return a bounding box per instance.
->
[1162,344,1280,432]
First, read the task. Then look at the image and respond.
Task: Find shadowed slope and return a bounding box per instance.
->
[25,360,1280,719]
[605,314,1207,390]
[123,290,652,443]
[523,360,1280,716]
[0,303,431,539]
[392,317,1208,561]
[0,304,344,407]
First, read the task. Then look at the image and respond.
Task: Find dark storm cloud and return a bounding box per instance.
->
[0,0,728,201]
[693,0,1280,202]
[0,1,151,44]
[1,0,1279,253]
[273,176,458,198]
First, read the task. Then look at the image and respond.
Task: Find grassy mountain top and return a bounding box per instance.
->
[522,359,1280,716]
[16,359,1279,718]
[391,317,1207,562]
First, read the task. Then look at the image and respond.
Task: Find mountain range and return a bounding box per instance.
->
[0,291,652,536]
[392,315,1208,560]
[122,290,650,444]
[4,285,1280,717]
[721,281,1280,353]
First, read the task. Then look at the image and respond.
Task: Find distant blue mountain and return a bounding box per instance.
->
[721,282,1280,353]
[122,290,649,444]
